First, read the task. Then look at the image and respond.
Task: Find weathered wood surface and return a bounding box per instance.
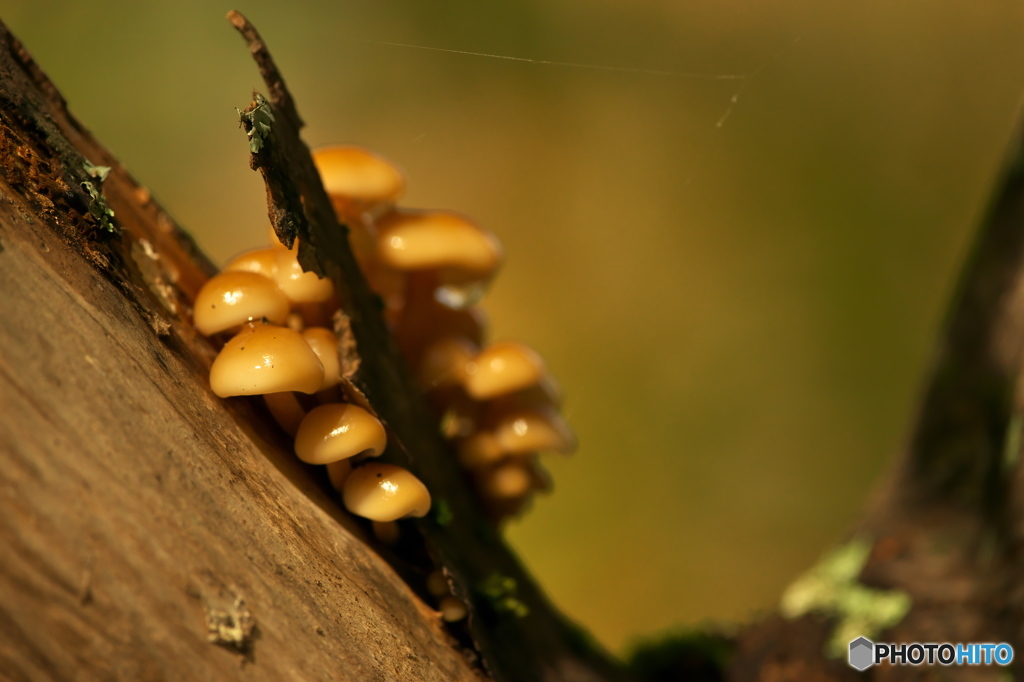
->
[0,19,481,682]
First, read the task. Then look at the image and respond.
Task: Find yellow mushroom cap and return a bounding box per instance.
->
[342,463,431,522]
[210,323,325,397]
[479,460,534,500]
[193,271,290,337]
[223,247,280,278]
[273,248,335,303]
[312,145,406,219]
[463,341,546,400]
[439,596,467,623]
[294,403,387,465]
[493,406,577,455]
[302,327,342,390]
[376,210,502,279]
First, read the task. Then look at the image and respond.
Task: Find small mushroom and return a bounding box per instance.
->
[463,341,547,400]
[193,271,289,336]
[478,459,534,500]
[210,323,324,397]
[491,406,576,456]
[312,145,407,220]
[439,596,467,623]
[294,403,387,465]
[375,210,502,308]
[342,463,431,522]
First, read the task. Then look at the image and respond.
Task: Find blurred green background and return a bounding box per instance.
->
[7,0,1024,656]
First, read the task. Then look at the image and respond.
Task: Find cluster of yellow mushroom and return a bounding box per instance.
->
[192,216,432,531]
[191,143,577,624]
[193,142,574,589]
[311,145,577,522]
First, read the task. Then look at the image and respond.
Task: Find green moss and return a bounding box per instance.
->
[626,628,732,682]
[477,573,529,618]
[432,498,453,527]
[80,161,116,233]
[237,94,275,154]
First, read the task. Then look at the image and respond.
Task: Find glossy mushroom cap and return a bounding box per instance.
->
[210,323,324,397]
[294,403,387,465]
[492,406,577,455]
[463,341,546,400]
[193,271,290,336]
[376,210,501,273]
[312,145,406,220]
[342,463,431,522]
[223,247,280,278]
[478,460,534,500]
[273,248,335,304]
[439,596,467,623]
[375,211,502,307]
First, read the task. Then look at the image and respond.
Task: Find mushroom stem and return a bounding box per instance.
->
[263,391,307,437]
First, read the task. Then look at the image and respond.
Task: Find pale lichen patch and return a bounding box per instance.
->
[780,537,910,658]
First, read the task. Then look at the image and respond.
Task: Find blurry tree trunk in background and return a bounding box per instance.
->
[4,8,1024,682]
[727,112,1024,680]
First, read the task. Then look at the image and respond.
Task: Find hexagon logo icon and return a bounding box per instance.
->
[849,637,874,671]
